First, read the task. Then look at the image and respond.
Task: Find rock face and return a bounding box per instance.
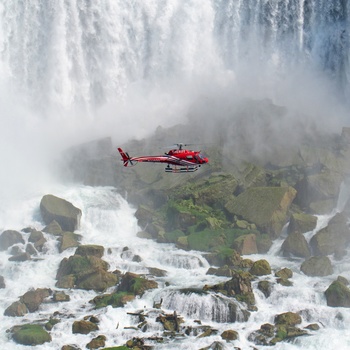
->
[225,187,297,238]
[40,194,82,231]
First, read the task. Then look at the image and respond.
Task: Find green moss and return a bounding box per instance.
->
[12,324,51,345]
[102,347,129,350]
[164,229,185,244]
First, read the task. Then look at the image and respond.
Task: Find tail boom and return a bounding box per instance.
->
[118,148,134,166]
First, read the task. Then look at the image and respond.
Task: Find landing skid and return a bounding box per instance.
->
[165,165,198,173]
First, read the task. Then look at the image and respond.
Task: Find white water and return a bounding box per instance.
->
[0,185,350,349]
[1,0,350,349]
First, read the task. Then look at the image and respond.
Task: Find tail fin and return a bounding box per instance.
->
[118,148,133,167]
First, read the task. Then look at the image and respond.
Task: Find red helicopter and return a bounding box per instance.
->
[118,143,209,173]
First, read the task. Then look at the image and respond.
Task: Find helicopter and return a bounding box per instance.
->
[118,143,209,173]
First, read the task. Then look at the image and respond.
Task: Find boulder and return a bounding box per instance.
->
[59,232,82,252]
[281,231,311,258]
[20,288,51,312]
[4,301,28,317]
[11,324,51,345]
[310,213,350,256]
[233,233,258,255]
[0,275,5,288]
[287,213,317,234]
[274,312,301,326]
[28,229,47,252]
[72,320,98,334]
[300,256,333,277]
[275,268,293,279]
[249,259,272,276]
[221,329,238,341]
[86,335,106,349]
[0,230,24,251]
[225,187,297,238]
[40,195,82,231]
[75,245,104,258]
[258,280,272,298]
[8,252,31,262]
[325,280,350,307]
[42,220,63,235]
[56,255,118,292]
[117,272,158,296]
[92,291,135,309]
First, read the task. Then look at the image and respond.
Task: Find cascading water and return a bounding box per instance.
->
[1,1,350,349]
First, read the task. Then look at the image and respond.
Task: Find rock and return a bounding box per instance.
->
[43,220,63,235]
[288,213,317,234]
[4,301,28,317]
[249,259,272,276]
[0,275,5,288]
[204,248,242,268]
[25,243,37,255]
[203,270,255,306]
[310,213,350,256]
[61,345,81,350]
[148,267,167,277]
[199,341,225,350]
[300,256,333,276]
[117,272,158,296]
[325,280,350,307]
[20,288,51,312]
[281,231,311,258]
[92,291,135,309]
[28,229,47,252]
[72,320,98,334]
[225,186,297,238]
[40,194,82,231]
[86,335,106,349]
[11,324,51,345]
[0,230,25,251]
[8,252,31,262]
[233,233,258,255]
[275,268,293,279]
[258,280,272,298]
[53,291,70,302]
[56,255,118,292]
[156,311,184,332]
[75,245,104,258]
[274,312,301,326]
[221,329,239,341]
[59,232,82,252]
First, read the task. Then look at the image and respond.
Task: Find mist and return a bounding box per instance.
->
[0,0,349,197]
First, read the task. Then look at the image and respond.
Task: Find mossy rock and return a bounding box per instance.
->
[59,232,82,252]
[11,324,51,345]
[204,247,242,267]
[75,245,104,258]
[249,259,272,276]
[325,280,350,307]
[288,213,317,234]
[233,233,258,255]
[72,320,98,334]
[274,312,301,326]
[92,291,135,309]
[117,272,158,296]
[225,187,297,238]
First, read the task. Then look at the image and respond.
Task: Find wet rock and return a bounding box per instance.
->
[221,329,239,341]
[8,252,31,262]
[300,256,333,277]
[43,220,63,235]
[199,341,225,350]
[206,265,236,277]
[281,231,311,258]
[287,213,317,234]
[204,248,242,268]
[274,312,301,326]
[4,301,28,317]
[92,291,135,309]
[325,280,350,307]
[56,255,118,292]
[225,186,297,238]
[72,320,99,334]
[61,345,81,350]
[25,243,37,255]
[40,194,82,231]
[28,229,47,252]
[75,244,104,258]
[156,311,184,332]
[59,232,82,252]
[53,291,70,302]
[257,280,272,298]
[233,233,258,255]
[86,335,106,349]
[0,230,25,251]
[117,272,158,296]
[275,268,293,279]
[249,259,271,276]
[0,275,5,288]
[310,212,350,256]
[11,324,51,345]
[20,288,51,312]
[148,267,167,277]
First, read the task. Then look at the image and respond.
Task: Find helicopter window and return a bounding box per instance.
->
[186,155,193,159]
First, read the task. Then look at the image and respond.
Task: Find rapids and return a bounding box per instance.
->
[0,185,350,349]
